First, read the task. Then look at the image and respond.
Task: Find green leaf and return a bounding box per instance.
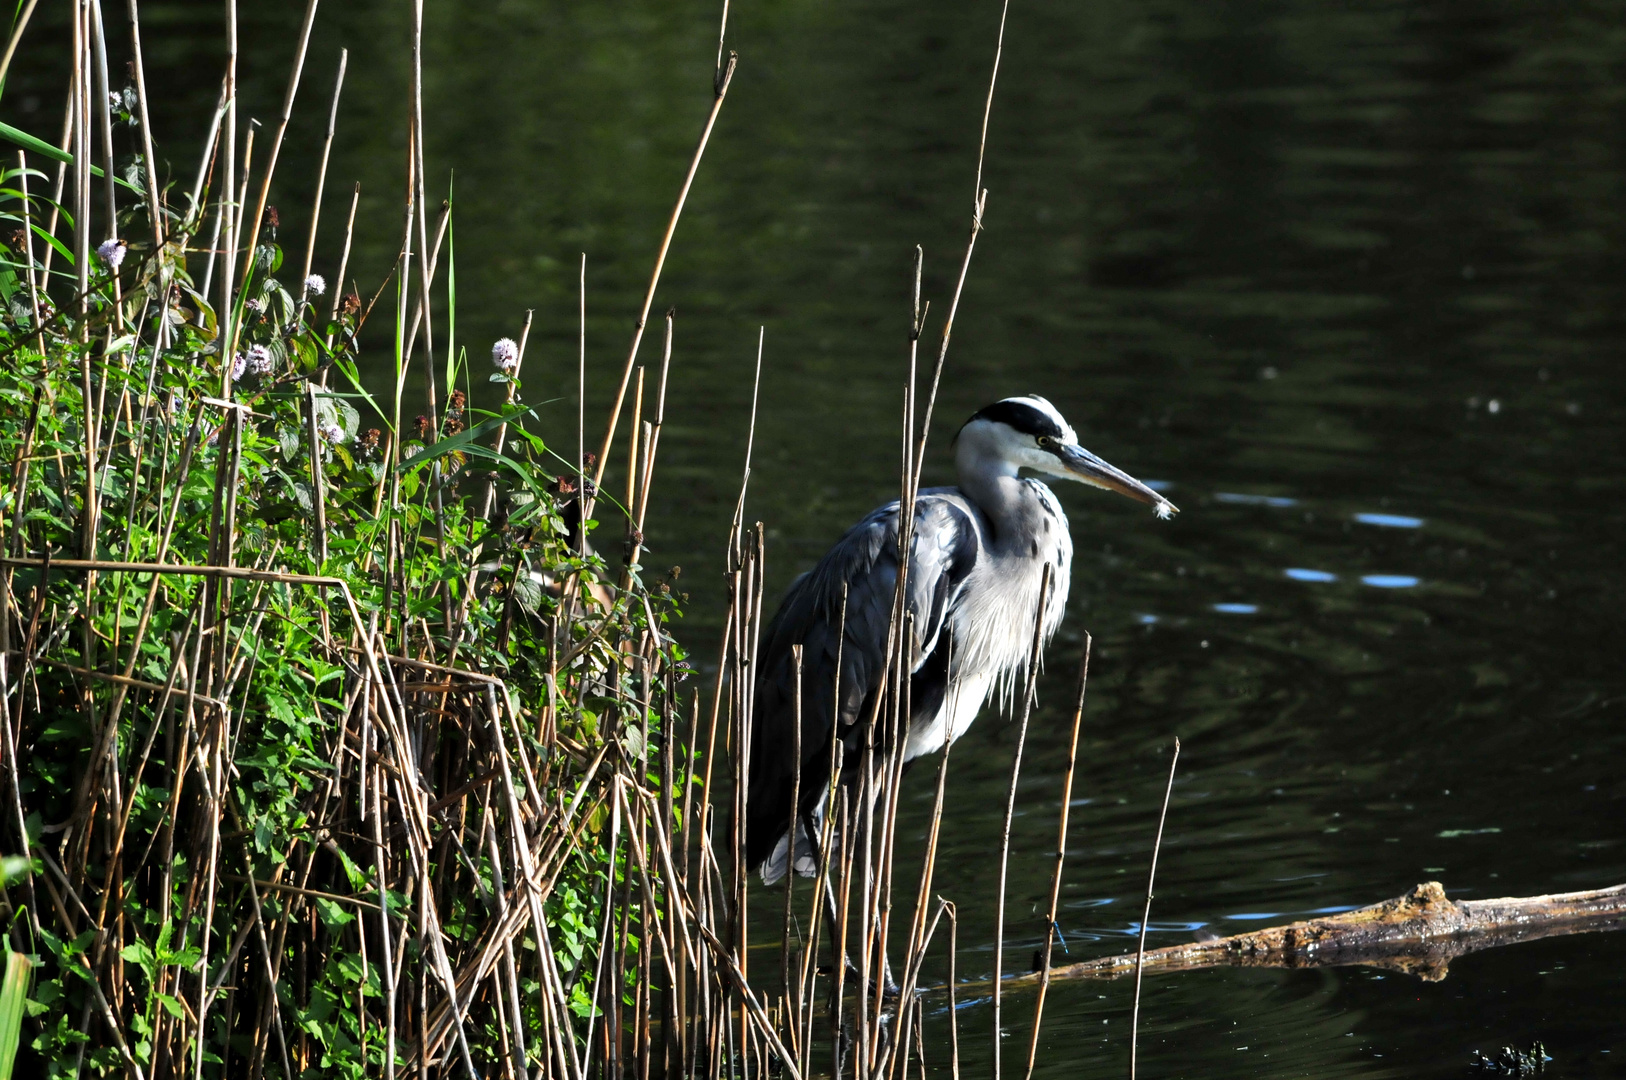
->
[0,121,142,192]
[334,951,364,985]
[26,223,74,268]
[314,897,354,931]
[167,945,202,970]
[119,941,155,976]
[0,122,68,164]
[276,425,302,462]
[328,845,367,891]
[264,693,297,726]
[394,405,538,477]
[329,353,387,425]
[0,951,30,1080]
[512,569,544,613]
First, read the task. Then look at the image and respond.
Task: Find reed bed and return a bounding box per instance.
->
[0,1,1120,1077]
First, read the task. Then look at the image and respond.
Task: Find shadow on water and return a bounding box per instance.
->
[13,0,1623,1073]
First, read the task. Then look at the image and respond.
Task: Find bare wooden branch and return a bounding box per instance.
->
[1035,880,1626,984]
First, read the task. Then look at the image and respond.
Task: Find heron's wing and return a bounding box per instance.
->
[746,492,981,872]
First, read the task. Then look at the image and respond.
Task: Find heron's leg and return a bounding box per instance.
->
[860,772,901,999]
[809,812,900,1008]
[878,937,899,997]
[824,874,849,966]
[804,804,873,997]
[867,878,899,998]
[832,1010,853,1077]
[802,807,853,978]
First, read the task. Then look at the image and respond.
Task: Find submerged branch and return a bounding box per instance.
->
[1033,880,1626,983]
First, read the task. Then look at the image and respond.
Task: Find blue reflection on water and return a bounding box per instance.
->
[1284,568,1337,582]
[1354,512,1424,528]
[1225,904,1361,922]
[1143,479,1173,492]
[1215,492,1297,507]
[1362,574,1420,588]
[1135,613,1159,624]
[1213,602,1259,614]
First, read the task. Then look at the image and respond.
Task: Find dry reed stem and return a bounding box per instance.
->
[587,52,737,513]
[300,47,348,304]
[36,78,70,288]
[781,644,804,1063]
[1130,737,1180,1080]
[992,563,1053,1080]
[0,0,40,88]
[186,76,229,227]
[88,0,116,299]
[16,152,46,357]
[306,382,330,565]
[891,896,952,1079]
[642,793,806,1080]
[907,0,1011,489]
[125,0,165,249]
[884,646,956,1080]
[1024,633,1091,1079]
[578,251,586,538]
[813,21,1020,1066]
[323,181,361,358]
[726,328,765,569]
[229,0,319,364]
[944,900,961,1080]
[70,0,89,310]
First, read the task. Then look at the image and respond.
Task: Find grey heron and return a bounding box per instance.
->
[746,395,1176,885]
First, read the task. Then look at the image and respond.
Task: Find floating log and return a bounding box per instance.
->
[1034,880,1626,983]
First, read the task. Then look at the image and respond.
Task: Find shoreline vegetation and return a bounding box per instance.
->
[0,0,1056,1076]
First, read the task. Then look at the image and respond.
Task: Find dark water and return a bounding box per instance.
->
[13,0,1626,1073]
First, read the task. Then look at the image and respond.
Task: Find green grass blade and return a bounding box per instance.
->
[443,174,457,402]
[0,949,31,1080]
[394,405,537,477]
[0,120,67,164]
[0,121,143,193]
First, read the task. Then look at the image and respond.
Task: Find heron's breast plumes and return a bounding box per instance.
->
[947,492,1073,717]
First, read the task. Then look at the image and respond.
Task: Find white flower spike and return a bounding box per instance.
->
[97,238,127,270]
[491,337,520,373]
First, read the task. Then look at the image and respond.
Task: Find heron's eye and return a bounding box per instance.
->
[1036,435,1055,449]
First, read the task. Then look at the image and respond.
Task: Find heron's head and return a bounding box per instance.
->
[955,395,1178,519]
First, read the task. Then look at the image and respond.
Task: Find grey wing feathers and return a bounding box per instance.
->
[745,492,981,871]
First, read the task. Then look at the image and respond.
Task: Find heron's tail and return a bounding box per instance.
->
[755,802,824,886]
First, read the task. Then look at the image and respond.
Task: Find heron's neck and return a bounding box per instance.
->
[955,451,1041,547]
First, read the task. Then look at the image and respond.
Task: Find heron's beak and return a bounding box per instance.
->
[1054,443,1179,520]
